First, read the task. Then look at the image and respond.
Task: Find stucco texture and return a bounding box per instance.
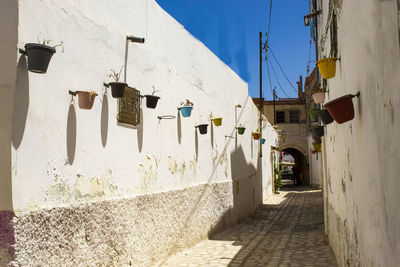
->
[316,0,400,265]
[7,182,251,266]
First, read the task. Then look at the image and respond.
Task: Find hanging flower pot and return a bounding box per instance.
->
[312,135,322,144]
[324,93,360,124]
[179,100,194,118]
[76,91,97,110]
[309,108,320,121]
[252,132,261,140]
[23,43,56,74]
[260,138,266,144]
[319,109,334,125]
[312,126,324,137]
[212,118,222,127]
[109,82,127,98]
[196,124,208,135]
[180,106,193,117]
[144,95,160,109]
[237,126,246,135]
[316,57,339,79]
[312,91,326,104]
[312,143,322,152]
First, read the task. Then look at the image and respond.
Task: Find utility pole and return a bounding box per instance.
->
[259,32,263,157]
[273,87,276,125]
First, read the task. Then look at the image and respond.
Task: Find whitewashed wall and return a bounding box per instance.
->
[317,0,400,266]
[0,0,277,265]
[307,136,323,188]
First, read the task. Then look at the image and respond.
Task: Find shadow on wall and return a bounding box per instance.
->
[194,128,199,159]
[210,122,214,149]
[100,93,109,147]
[137,108,144,152]
[206,145,261,237]
[12,56,29,149]
[66,102,77,164]
[177,110,182,144]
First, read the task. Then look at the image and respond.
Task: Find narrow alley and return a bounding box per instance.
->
[161,188,336,267]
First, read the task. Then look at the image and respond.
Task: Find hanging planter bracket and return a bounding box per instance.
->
[69,90,77,96]
[19,48,27,55]
[352,92,360,98]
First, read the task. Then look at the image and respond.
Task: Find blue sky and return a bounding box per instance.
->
[155,0,314,100]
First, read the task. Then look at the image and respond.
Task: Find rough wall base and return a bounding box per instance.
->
[327,204,360,267]
[2,181,256,266]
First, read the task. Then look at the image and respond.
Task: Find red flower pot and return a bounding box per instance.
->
[324,93,359,124]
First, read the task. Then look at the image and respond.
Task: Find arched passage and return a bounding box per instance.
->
[280,147,309,186]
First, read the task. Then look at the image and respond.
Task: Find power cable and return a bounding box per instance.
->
[269,47,298,93]
[266,0,273,46]
[269,54,290,98]
[266,52,274,97]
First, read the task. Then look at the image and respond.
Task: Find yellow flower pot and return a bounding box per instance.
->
[312,143,322,152]
[212,117,222,126]
[316,57,338,79]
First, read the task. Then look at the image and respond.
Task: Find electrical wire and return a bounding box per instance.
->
[269,47,298,93]
[269,53,290,98]
[266,53,274,97]
[266,0,273,46]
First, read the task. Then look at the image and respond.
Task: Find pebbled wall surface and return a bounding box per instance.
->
[4,181,256,266]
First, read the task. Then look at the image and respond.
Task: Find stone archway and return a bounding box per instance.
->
[281,147,310,186]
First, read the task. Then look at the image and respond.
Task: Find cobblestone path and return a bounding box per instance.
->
[160,188,337,267]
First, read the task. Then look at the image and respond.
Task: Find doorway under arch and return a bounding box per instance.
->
[280,147,309,186]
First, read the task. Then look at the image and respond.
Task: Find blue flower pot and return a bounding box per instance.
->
[180,106,192,117]
[260,138,266,144]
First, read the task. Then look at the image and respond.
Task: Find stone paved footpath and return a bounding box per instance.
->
[159,188,337,267]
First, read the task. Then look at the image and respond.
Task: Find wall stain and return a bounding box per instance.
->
[138,155,158,191]
[168,156,177,174]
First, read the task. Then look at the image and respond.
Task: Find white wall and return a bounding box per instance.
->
[316,0,400,265]
[307,135,323,188]
[9,0,277,215]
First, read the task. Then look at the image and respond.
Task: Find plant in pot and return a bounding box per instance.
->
[312,134,322,144]
[20,38,64,74]
[309,108,321,121]
[252,130,261,140]
[311,88,326,104]
[179,99,194,117]
[324,92,360,124]
[316,57,339,79]
[144,86,161,109]
[319,108,334,125]
[76,91,98,110]
[108,67,126,98]
[196,124,209,135]
[236,125,246,135]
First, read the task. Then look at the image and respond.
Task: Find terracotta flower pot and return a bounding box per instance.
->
[319,109,334,125]
[24,43,56,74]
[252,132,261,140]
[197,124,208,135]
[324,94,359,124]
[109,82,127,98]
[312,91,325,104]
[144,95,160,109]
[76,91,97,109]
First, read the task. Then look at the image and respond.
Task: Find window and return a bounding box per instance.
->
[276,111,285,123]
[290,111,300,123]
